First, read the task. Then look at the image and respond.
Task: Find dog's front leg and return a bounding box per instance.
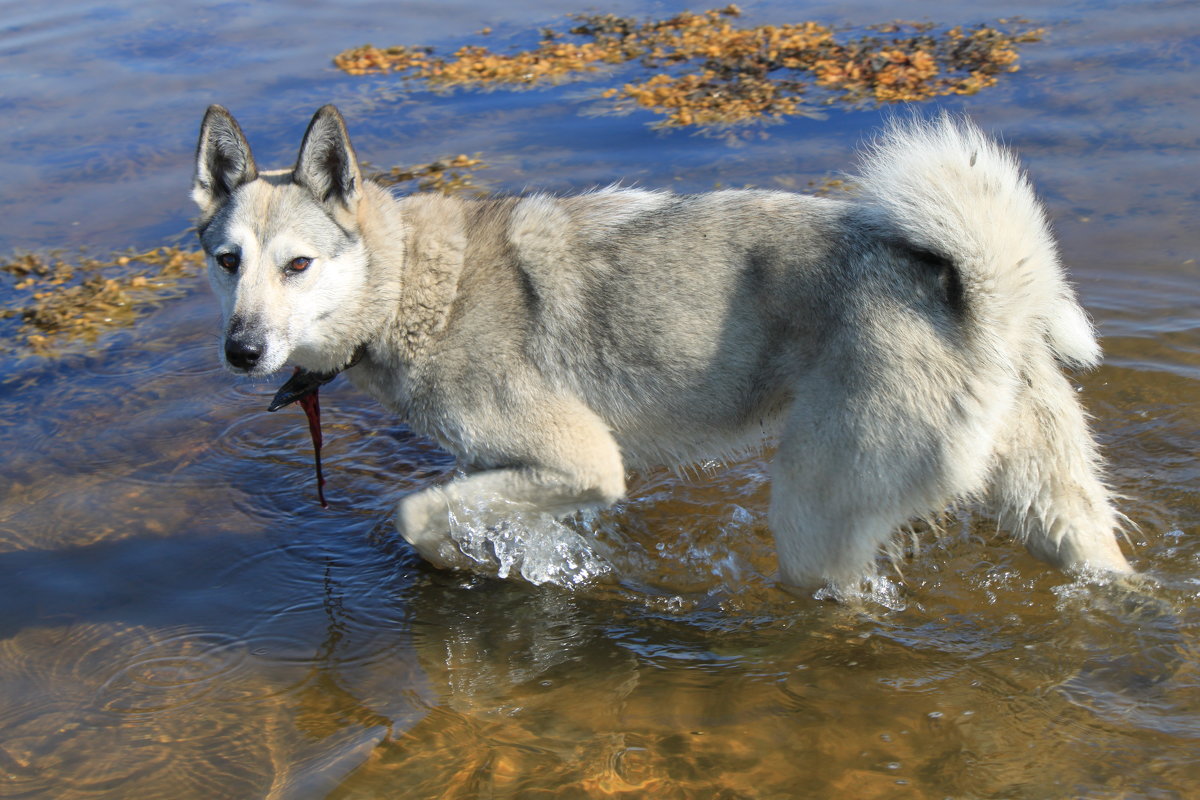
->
[396,468,619,569]
[395,399,626,571]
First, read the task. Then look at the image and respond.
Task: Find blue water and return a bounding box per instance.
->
[0,1,1198,797]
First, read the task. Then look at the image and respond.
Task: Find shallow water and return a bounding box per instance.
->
[1,1,1198,797]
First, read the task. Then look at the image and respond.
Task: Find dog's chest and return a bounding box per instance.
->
[344,354,467,448]
[345,356,421,419]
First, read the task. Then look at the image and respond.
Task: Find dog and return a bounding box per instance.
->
[192,104,1131,589]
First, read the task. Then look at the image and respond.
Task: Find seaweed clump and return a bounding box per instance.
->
[1,248,204,353]
[333,6,1043,128]
[367,153,488,194]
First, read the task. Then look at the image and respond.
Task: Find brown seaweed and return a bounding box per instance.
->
[334,7,1043,128]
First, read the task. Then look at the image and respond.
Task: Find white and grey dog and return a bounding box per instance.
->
[192,105,1131,588]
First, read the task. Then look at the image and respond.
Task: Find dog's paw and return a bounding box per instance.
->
[395,488,468,570]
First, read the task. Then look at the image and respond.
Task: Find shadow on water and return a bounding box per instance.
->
[0,533,429,798]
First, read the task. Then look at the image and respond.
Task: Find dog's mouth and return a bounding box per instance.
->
[267,367,341,413]
[266,345,367,508]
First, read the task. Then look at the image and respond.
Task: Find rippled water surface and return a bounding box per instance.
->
[1,1,1199,797]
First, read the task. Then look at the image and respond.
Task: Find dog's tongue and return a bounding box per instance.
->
[269,367,338,508]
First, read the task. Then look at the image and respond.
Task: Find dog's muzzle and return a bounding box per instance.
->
[224,337,263,371]
[224,316,266,371]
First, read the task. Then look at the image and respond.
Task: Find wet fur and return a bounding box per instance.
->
[193,105,1131,588]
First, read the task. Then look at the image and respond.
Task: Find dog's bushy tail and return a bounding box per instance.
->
[854,113,1100,369]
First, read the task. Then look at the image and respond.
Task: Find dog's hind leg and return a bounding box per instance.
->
[769,489,908,590]
[767,402,942,590]
[987,358,1131,574]
[396,396,626,572]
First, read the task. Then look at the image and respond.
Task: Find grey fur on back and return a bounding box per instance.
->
[193,106,1132,590]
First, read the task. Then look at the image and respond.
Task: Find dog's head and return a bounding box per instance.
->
[192,105,372,376]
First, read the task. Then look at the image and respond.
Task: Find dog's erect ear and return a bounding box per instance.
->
[192,105,257,215]
[294,105,362,212]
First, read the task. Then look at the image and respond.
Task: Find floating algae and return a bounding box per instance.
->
[0,247,205,355]
[366,153,488,195]
[334,6,1043,128]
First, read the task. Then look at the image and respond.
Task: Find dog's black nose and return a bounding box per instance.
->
[225,337,263,370]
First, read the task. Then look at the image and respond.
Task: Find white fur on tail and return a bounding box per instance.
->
[855,114,1102,369]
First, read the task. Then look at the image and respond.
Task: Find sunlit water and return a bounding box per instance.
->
[1,1,1198,797]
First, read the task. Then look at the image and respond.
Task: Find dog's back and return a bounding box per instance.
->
[500,188,853,465]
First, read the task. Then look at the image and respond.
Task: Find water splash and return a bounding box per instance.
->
[446,506,612,587]
[812,574,908,612]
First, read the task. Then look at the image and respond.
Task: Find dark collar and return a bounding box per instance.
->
[267,344,367,412]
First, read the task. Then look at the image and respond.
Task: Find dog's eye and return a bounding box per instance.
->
[216,252,240,272]
[287,257,313,273]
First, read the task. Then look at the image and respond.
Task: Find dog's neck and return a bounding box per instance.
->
[360,186,468,362]
[340,181,411,357]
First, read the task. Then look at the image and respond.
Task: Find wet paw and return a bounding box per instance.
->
[395,488,466,569]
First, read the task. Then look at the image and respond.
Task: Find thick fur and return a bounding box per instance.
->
[193,105,1131,588]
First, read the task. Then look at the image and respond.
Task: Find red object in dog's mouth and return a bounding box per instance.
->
[297,388,327,508]
[269,366,337,508]
[266,347,366,508]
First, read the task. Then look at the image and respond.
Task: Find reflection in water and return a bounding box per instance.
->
[0,0,1198,797]
[314,571,1198,798]
[0,534,429,798]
